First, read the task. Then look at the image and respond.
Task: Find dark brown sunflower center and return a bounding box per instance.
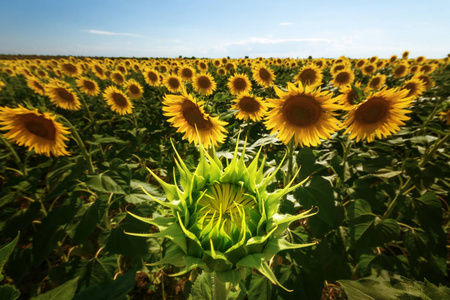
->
[283,95,322,126]
[402,82,417,97]
[118,66,126,73]
[84,80,96,91]
[197,76,211,89]
[364,65,374,73]
[333,65,345,73]
[181,68,193,78]
[113,73,124,83]
[112,92,128,107]
[355,97,389,124]
[357,60,365,68]
[181,101,212,130]
[200,62,207,69]
[34,81,45,92]
[21,113,56,140]
[168,78,180,88]
[147,72,158,82]
[395,66,406,76]
[370,77,381,88]
[95,65,104,75]
[63,64,77,74]
[129,84,140,95]
[346,89,357,105]
[225,63,234,71]
[239,96,260,112]
[299,69,317,85]
[233,78,247,91]
[335,72,350,84]
[259,68,271,81]
[55,88,75,103]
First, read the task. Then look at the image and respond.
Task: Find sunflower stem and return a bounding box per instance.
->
[284,139,296,188]
[59,116,95,173]
[0,134,25,175]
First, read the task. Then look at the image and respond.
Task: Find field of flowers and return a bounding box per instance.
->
[0,53,449,299]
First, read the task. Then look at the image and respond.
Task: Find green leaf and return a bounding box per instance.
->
[347,199,373,219]
[0,232,19,282]
[339,269,450,300]
[247,274,272,300]
[0,285,20,300]
[73,267,137,300]
[188,271,212,300]
[76,255,117,290]
[295,147,316,180]
[86,174,126,194]
[72,195,108,245]
[30,277,78,300]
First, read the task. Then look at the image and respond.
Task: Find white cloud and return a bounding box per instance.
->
[279,22,294,26]
[86,30,139,37]
[223,37,334,46]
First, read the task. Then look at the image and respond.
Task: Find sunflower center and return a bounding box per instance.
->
[346,89,357,105]
[181,68,193,78]
[333,65,346,73]
[34,81,45,92]
[63,64,77,74]
[84,80,96,91]
[402,82,417,97]
[113,73,124,83]
[283,95,322,126]
[239,96,260,112]
[20,113,56,140]
[336,72,350,83]
[395,65,406,76]
[233,78,247,91]
[355,97,389,124]
[112,92,128,107]
[129,84,140,95]
[55,88,75,103]
[95,65,104,75]
[197,183,255,235]
[197,76,211,89]
[364,65,374,73]
[370,77,381,89]
[259,68,271,81]
[299,69,317,85]
[168,78,180,89]
[181,101,212,130]
[147,71,158,82]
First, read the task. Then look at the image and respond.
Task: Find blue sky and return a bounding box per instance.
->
[0,0,449,59]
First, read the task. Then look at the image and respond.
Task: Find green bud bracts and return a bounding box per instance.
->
[127,140,317,289]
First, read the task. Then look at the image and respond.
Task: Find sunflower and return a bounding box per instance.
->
[264,82,341,147]
[103,86,133,115]
[116,65,128,75]
[252,65,275,88]
[419,64,435,74]
[60,62,81,77]
[413,74,435,90]
[46,80,81,110]
[400,78,426,99]
[330,69,355,88]
[295,63,323,88]
[389,55,398,64]
[76,76,100,96]
[162,90,228,148]
[91,63,107,80]
[392,63,409,78]
[26,76,46,96]
[143,68,161,86]
[224,62,237,73]
[336,83,363,108]
[212,59,222,67]
[111,71,126,85]
[409,65,420,75]
[125,79,144,100]
[366,74,386,91]
[197,60,209,72]
[179,66,196,82]
[0,80,4,90]
[402,51,409,59]
[231,92,268,122]
[355,59,367,70]
[227,73,252,95]
[361,64,377,76]
[192,73,216,96]
[330,63,349,76]
[163,74,183,93]
[342,87,414,143]
[369,56,378,64]
[0,105,70,157]
[217,68,227,76]
[416,56,426,64]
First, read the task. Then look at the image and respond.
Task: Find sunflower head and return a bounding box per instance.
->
[164,75,183,93]
[227,73,252,95]
[180,66,196,82]
[295,63,323,88]
[126,79,144,100]
[265,82,342,147]
[330,69,355,88]
[26,76,46,96]
[111,71,126,85]
[0,105,70,157]
[126,138,316,287]
[162,89,227,148]
[392,63,409,78]
[252,65,275,88]
[103,85,134,115]
[143,68,161,86]
[231,92,269,122]
[343,87,414,142]
[76,76,100,96]
[45,80,81,111]
[60,62,81,77]
[192,73,217,96]
[366,74,386,92]
[400,78,426,99]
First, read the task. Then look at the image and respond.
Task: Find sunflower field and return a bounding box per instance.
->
[0,53,449,299]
